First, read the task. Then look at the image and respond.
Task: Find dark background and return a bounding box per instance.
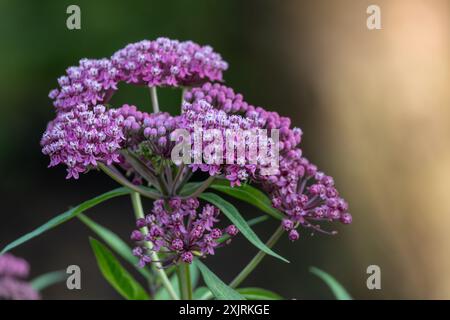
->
[1,0,449,299]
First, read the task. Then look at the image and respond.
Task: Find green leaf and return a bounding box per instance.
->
[155,274,179,300]
[30,270,67,292]
[89,238,149,300]
[190,262,200,289]
[199,193,289,263]
[237,287,283,300]
[155,264,199,299]
[1,188,131,255]
[210,180,284,220]
[193,286,210,300]
[310,267,352,300]
[194,260,244,300]
[217,215,269,244]
[180,182,201,196]
[78,214,152,280]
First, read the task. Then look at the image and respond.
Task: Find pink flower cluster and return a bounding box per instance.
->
[115,104,178,158]
[49,58,118,112]
[131,198,238,266]
[260,149,352,239]
[111,38,228,87]
[184,83,351,238]
[0,254,40,300]
[49,38,227,111]
[184,82,303,152]
[180,99,260,187]
[41,104,125,179]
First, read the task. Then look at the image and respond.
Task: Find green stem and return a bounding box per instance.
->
[229,225,284,288]
[180,176,215,199]
[177,263,192,300]
[130,192,179,300]
[184,263,192,300]
[171,164,185,195]
[150,87,159,113]
[180,87,187,108]
[176,267,184,299]
[99,163,160,200]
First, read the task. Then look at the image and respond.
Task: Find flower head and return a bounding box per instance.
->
[49,58,118,112]
[184,82,302,153]
[0,254,40,300]
[41,104,125,179]
[131,197,237,267]
[259,148,352,239]
[111,38,228,87]
[180,99,259,186]
[115,104,179,158]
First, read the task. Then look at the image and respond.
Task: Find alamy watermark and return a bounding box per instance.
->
[367,5,382,30]
[366,265,381,290]
[170,123,280,175]
[66,265,81,290]
[66,5,81,30]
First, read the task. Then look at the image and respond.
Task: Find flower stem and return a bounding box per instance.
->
[130,191,179,300]
[171,164,185,195]
[176,264,192,300]
[184,263,192,300]
[99,163,160,200]
[181,176,215,199]
[150,87,160,113]
[229,225,284,288]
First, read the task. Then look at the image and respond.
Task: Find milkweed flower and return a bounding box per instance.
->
[49,58,118,112]
[259,148,352,239]
[0,254,40,300]
[180,99,259,186]
[184,82,302,152]
[41,104,125,179]
[111,38,228,88]
[115,104,179,158]
[131,198,238,266]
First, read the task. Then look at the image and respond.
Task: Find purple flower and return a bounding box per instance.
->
[111,38,228,88]
[113,104,180,157]
[41,104,125,179]
[0,254,40,300]
[49,58,118,112]
[180,99,259,186]
[184,82,302,153]
[257,148,352,239]
[131,197,237,266]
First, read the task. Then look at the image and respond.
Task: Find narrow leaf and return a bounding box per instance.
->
[155,264,199,299]
[190,262,200,289]
[310,267,352,300]
[30,270,67,292]
[199,193,289,263]
[237,287,283,300]
[1,188,131,254]
[194,260,244,300]
[180,182,201,196]
[193,286,210,300]
[210,180,284,220]
[78,214,152,280]
[217,215,269,244]
[155,274,179,300]
[89,238,149,300]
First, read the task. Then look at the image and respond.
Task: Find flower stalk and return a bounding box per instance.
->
[150,87,160,113]
[130,191,179,300]
[229,225,284,288]
[99,163,160,199]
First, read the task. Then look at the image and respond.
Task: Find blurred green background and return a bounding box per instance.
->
[1,0,449,299]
